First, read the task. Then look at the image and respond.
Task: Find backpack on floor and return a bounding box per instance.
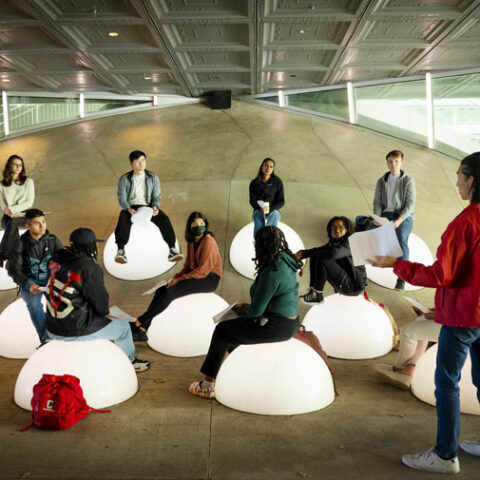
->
[22,373,110,431]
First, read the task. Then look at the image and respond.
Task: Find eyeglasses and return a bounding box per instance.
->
[11,163,23,167]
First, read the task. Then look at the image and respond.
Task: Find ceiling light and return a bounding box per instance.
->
[144,75,152,80]
[108,32,119,37]
[2,79,10,82]
[299,29,306,34]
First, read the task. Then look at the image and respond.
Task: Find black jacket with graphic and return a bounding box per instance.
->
[45,248,110,337]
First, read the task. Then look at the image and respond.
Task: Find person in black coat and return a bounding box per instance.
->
[249,158,284,237]
[296,216,366,304]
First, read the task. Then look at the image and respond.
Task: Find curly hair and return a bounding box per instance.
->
[2,155,27,187]
[70,241,98,260]
[253,226,302,273]
[326,216,354,240]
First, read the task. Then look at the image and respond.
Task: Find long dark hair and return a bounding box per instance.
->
[2,155,27,186]
[326,216,354,241]
[255,157,276,182]
[461,152,480,203]
[184,211,214,243]
[253,226,301,273]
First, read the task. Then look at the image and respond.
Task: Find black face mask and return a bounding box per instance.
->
[191,225,206,237]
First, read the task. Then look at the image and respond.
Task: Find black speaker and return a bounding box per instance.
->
[208,90,231,110]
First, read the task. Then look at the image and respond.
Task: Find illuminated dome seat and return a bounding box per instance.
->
[303,293,395,360]
[366,233,434,291]
[229,222,304,279]
[411,344,480,415]
[147,293,229,357]
[14,339,138,410]
[215,338,335,415]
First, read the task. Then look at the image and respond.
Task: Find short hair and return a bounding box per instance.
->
[184,211,213,243]
[255,157,276,181]
[386,150,404,160]
[129,150,146,163]
[25,208,45,224]
[326,216,354,240]
[460,152,480,203]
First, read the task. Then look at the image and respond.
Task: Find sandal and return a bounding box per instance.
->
[189,381,215,399]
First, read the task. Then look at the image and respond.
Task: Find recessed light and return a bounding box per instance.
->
[299,29,306,34]
[144,75,152,80]
[108,32,119,37]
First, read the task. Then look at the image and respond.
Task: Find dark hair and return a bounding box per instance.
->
[129,150,146,163]
[460,152,480,203]
[253,226,302,273]
[70,242,98,260]
[25,208,45,224]
[386,150,404,160]
[326,216,354,240]
[184,211,214,243]
[2,155,27,186]
[255,157,276,182]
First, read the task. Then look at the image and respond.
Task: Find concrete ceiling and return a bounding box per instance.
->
[0,0,479,97]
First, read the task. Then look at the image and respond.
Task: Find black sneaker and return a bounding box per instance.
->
[115,248,127,264]
[132,358,150,373]
[130,323,148,342]
[300,288,324,305]
[394,278,405,291]
[168,247,184,262]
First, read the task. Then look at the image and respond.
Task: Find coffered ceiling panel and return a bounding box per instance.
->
[0,0,478,97]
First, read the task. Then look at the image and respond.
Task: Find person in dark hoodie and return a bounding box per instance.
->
[45,227,150,373]
[189,226,301,399]
[8,208,62,342]
[296,216,367,304]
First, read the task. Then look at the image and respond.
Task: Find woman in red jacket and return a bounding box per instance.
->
[132,211,222,340]
[370,152,480,474]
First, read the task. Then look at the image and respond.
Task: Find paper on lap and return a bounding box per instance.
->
[108,305,136,322]
[213,303,239,324]
[142,279,168,295]
[371,214,389,226]
[131,206,153,226]
[348,222,403,266]
[403,296,430,314]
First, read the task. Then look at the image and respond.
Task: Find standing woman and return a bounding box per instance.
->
[297,216,366,304]
[132,211,222,340]
[189,226,301,399]
[0,155,35,265]
[249,158,284,237]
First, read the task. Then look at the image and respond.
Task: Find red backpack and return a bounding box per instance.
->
[22,374,110,431]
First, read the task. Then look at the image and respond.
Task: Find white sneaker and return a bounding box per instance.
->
[168,247,184,262]
[402,447,460,474]
[115,248,127,264]
[460,441,480,457]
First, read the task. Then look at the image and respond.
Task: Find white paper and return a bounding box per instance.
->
[142,279,168,295]
[403,296,431,314]
[108,305,136,322]
[257,200,265,209]
[131,206,153,227]
[371,214,389,226]
[37,286,47,292]
[213,303,239,324]
[348,222,403,266]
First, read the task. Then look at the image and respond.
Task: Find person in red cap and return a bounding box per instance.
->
[45,227,150,373]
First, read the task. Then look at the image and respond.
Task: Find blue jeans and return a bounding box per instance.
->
[434,325,480,459]
[252,209,280,237]
[21,287,47,342]
[47,319,136,362]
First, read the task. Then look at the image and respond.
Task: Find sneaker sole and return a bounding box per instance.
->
[168,254,184,262]
[134,365,150,373]
[299,298,325,306]
[401,457,459,474]
[115,257,127,264]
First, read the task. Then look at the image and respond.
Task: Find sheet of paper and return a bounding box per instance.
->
[142,279,168,295]
[213,303,239,324]
[131,206,153,227]
[403,296,430,314]
[108,305,136,322]
[348,222,403,266]
[371,214,389,226]
[37,286,47,292]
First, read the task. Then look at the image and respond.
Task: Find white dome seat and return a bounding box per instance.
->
[215,338,335,415]
[14,339,138,410]
[147,293,229,357]
[229,222,305,279]
[103,222,178,281]
[366,233,434,291]
[411,344,480,415]
[303,293,395,360]
[0,298,43,359]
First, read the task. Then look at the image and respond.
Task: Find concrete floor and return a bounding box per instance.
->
[0,100,478,479]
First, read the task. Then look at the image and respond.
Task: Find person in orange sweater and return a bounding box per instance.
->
[132,211,222,341]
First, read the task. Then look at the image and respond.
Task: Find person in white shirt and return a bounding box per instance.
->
[0,155,35,266]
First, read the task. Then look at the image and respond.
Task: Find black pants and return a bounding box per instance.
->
[200,314,300,379]
[114,205,176,249]
[310,257,360,296]
[0,215,25,260]
[138,273,220,329]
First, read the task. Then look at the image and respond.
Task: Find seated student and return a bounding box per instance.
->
[45,227,150,373]
[249,158,284,237]
[189,226,301,399]
[296,216,367,304]
[114,150,183,264]
[372,150,415,291]
[0,155,35,266]
[7,209,62,343]
[376,308,440,389]
[132,211,222,341]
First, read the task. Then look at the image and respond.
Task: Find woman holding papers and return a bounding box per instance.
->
[249,158,284,237]
[296,216,366,304]
[131,211,222,341]
[189,226,301,399]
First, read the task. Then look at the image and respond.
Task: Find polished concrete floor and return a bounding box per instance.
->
[0,100,478,479]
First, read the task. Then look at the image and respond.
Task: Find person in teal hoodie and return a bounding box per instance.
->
[189,226,301,399]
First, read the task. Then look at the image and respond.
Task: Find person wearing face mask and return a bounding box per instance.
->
[131,211,222,341]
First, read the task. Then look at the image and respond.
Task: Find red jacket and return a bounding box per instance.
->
[394,202,480,328]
